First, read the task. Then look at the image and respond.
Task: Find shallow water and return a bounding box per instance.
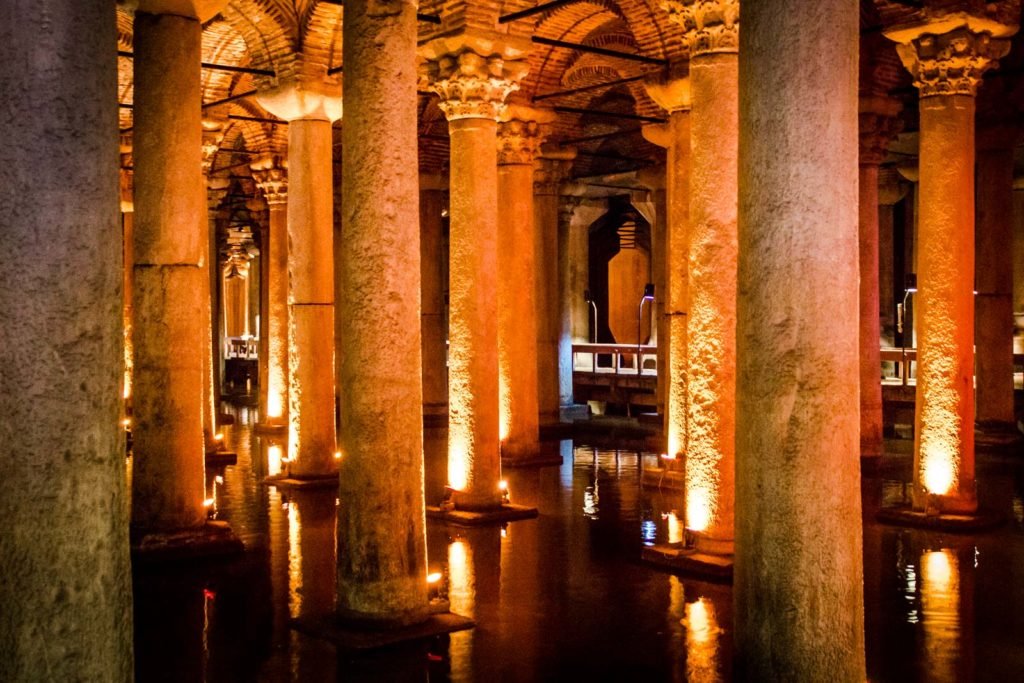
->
[132,407,1024,682]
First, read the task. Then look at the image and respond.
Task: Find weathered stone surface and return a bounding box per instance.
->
[0,1,133,679]
[420,184,449,419]
[736,0,865,679]
[337,0,430,626]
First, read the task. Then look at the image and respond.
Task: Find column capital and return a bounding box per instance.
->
[878,167,909,206]
[859,96,903,166]
[665,0,739,58]
[418,31,531,121]
[201,118,228,176]
[498,106,555,165]
[885,17,1015,98]
[251,156,289,206]
[256,74,343,123]
[643,70,691,113]
[534,146,577,194]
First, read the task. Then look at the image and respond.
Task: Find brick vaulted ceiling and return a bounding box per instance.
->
[117,0,1024,202]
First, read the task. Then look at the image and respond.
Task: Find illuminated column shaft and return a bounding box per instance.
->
[859,100,902,460]
[422,33,529,509]
[736,0,865,678]
[535,153,574,422]
[672,1,738,551]
[338,0,429,625]
[975,132,1016,427]
[132,11,207,530]
[420,177,449,419]
[498,112,548,460]
[121,164,135,404]
[252,160,289,425]
[558,197,586,405]
[887,22,1012,511]
[0,0,133,676]
[643,79,691,459]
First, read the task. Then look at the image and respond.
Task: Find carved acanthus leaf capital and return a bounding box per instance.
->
[419,32,531,121]
[889,27,1011,98]
[534,146,577,194]
[250,157,289,206]
[498,119,545,164]
[859,97,904,166]
[664,0,739,57]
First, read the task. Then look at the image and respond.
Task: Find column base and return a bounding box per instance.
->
[640,466,685,490]
[262,472,339,490]
[641,542,734,582]
[560,404,590,421]
[131,520,244,564]
[975,421,1024,452]
[254,421,288,436]
[877,505,1004,532]
[290,608,474,653]
[205,447,237,467]
[426,503,538,526]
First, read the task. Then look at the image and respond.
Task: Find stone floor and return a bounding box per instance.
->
[132,406,1024,682]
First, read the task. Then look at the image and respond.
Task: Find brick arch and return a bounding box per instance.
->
[301,2,342,73]
[202,19,248,104]
[221,0,296,78]
[521,6,624,98]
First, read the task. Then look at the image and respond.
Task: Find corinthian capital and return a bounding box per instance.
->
[498,106,555,165]
[886,17,1014,98]
[664,0,739,57]
[419,31,531,121]
[859,96,904,166]
[534,146,577,195]
[250,157,289,206]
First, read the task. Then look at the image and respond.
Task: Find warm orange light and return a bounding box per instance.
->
[214,432,224,442]
[661,452,677,461]
[448,436,469,491]
[447,539,474,618]
[427,572,442,584]
[334,450,342,460]
[121,418,131,428]
[921,445,956,496]
[666,510,684,544]
[920,549,960,682]
[684,597,721,680]
[686,486,712,533]
[267,391,283,419]
[203,497,215,508]
[498,480,508,491]
[268,444,283,476]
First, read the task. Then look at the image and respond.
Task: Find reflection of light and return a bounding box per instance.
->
[666,511,684,545]
[122,418,131,428]
[661,453,677,461]
[288,501,302,618]
[214,433,224,442]
[447,540,474,618]
[498,480,508,491]
[920,549,960,683]
[203,498,214,507]
[685,597,721,681]
[583,485,599,518]
[642,519,657,546]
[334,450,342,460]
[449,437,469,491]
[922,446,955,496]
[427,572,442,584]
[268,444,283,476]
[267,391,283,419]
[687,486,712,533]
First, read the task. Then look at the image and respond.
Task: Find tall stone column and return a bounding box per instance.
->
[497,108,551,462]
[535,150,575,424]
[421,32,530,510]
[420,174,449,421]
[132,9,209,531]
[558,196,586,407]
[337,0,429,626]
[120,156,135,407]
[643,75,691,459]
[975,126,1018,433]
[1015,178,1024,326]
[878,168,908,347]
[201,122,227,448]
[886,18,1013,513]
[251,158,289,428]
[859,97,903,461]
[736,0,864,678]
[666,0,738,554]
[258,76,342,480]
[0,0,133,677]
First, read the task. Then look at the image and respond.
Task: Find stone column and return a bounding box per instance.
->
[878,168,907,347]
[251,158,289,427]
[558,196,586,407]
[497,108,552,462]
[337,0,429,626]
[131,9,208,531]
[258,76,342,480]
[421,32,530,510]
[736,0,864,678]
[120,157,135,406]
[975,127,1018,432]
[1015,178,1024,328]
[666,0,738,553]
[535,150,576,424]
[420,174,449,421]
[859,97,903,461]
[886,18,1013,512]
[201,121,226,448]
[0,0,133,677]
[643,75,691,459]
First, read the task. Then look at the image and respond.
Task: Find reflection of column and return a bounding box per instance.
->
[421,175,449,420]
[887,18,1012,512]
[667,0,738,554]
[859,97,903,460]
[421,32,529,510]
[336,0,430,626]
[258,75,342,479]
[558,196,585,407]
[0,0,133,675]
[535,151,575,423]
[497,108,551,461]
[736,0,865,678]
[132,9,207,530]
[251,158,289,426]
[975,127,1018,430]
[643,75,691,459]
